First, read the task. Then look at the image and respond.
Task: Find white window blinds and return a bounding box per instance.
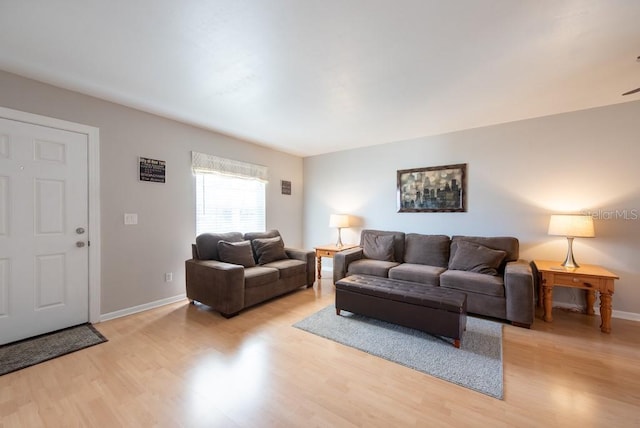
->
[192,152,268,235]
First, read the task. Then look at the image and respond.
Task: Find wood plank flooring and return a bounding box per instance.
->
[1,278,639,427]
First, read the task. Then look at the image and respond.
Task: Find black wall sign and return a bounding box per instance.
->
[139,157,166,183]
[281,180,291,195]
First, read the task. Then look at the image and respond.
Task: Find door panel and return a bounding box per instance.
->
[0,258,8,317]
[35,253,66,308]
[0,176,7,236]
[35,178,65,234]
[0,117,89,345]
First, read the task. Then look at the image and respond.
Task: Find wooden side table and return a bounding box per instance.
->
[533,260,619,333]
[314,244,359,279]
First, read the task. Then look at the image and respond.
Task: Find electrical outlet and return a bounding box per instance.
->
[165,272,173,282]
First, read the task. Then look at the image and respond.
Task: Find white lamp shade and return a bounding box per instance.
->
[548,214,595,238]
[329,214,350,228]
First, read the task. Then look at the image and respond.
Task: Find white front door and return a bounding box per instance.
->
[0,117,89,345]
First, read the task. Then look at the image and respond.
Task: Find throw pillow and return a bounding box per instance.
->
[362,234,395,262]
[449,240,507,276]
[252,236,288,264]
[217,240,256,268]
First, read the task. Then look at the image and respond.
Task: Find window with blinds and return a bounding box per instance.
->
[192,152,267,236]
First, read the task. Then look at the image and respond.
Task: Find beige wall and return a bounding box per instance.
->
[0,70,304,315]
[304,100,640,317]
[4,67,639,318]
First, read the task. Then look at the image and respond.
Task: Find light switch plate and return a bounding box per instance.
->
[124,213,138,225]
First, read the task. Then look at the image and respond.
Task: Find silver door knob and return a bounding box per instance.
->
[76,241,86,248]
[76,227,85,234]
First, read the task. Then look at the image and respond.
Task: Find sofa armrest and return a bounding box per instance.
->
[333,247,364,283]
[185,259,245,316]
[504,259,535,327]
[285,248,316,286]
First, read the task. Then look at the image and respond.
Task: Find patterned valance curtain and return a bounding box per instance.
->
[191,151,269,182]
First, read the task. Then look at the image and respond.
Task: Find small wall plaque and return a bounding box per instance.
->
[281,180,291,195]
[139,157,166,183]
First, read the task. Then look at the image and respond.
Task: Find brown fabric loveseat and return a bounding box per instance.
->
[186,230,315,317]
[333,229,535,327]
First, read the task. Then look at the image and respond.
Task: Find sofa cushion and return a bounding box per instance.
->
[244,229,281,241]
[448,240,507,276]
[363,233,395,261]
[252,236,288,264]
[388,263,446,286]
[263,258,307,279]
[440,269,505,297]
[360,230,406,262]
[244,266,280,289]
[348,259,400,277]
[217,240,256,268]
[404,234,450,267]
[195,232,244,261]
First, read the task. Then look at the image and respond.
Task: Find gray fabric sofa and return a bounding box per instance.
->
[186,230,315,318]
[333,229,535,327]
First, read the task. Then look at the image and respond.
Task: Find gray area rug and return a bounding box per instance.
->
[294,305,503,399]
[0,323,107,376]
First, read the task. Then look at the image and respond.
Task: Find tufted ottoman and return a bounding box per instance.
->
[335,274,467,348]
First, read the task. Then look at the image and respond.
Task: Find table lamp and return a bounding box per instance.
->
[329,214,350,248]
[548,214,595,268]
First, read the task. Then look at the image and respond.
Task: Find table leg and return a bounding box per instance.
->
[599,292,612,333]
[543,284,553,322]
[316,256,322,279]
[537,272,543,308]
[585,290,596,315]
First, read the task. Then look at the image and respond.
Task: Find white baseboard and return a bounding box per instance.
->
[99,294,187,322]
[320,268,333,278]
[552,302,640,322]
[610,310,640,322]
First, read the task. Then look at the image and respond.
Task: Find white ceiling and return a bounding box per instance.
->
[1,1,639,157]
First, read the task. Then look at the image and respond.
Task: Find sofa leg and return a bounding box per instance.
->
[511,321,531,329]
[221,311,240,319]
[453,339,461,349]
[336,308,341,316]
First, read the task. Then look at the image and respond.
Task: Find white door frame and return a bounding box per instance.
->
[0,106,101,323]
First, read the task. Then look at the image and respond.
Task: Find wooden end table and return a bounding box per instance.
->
[314,244,359,279]
[533,260,619,333]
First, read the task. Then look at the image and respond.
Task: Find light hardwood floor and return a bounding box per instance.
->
[1,278,639,427]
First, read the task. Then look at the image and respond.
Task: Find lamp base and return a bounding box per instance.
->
[561,237,579,269]
[335,228,343,248]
